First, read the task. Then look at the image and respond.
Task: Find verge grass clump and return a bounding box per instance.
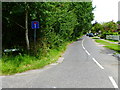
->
[95,39,120,53]
[2,54,36,75]
[105,39,118,42]
[1,41,71,75]
[92,37,100,39]
[0,59,2,75]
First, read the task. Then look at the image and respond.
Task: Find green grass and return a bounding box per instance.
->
[1,41,71,75]
[92,37,100,39]
[105,39,118,42]
[0,60,2,75]
[95,39,120,53]
[95,39,111,45]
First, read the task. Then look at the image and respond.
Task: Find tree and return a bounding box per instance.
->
[25,2,30,51]
[2,2,94,56]
[91,22,102,34]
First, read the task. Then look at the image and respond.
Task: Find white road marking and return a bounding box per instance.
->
[82,39,90,55]
[109,76,118,88]
[82,39,104,69]
[82,39,84,47]
[92,58,104,69]
[82,44,85,50]
[82,38,118,88]
[85,50,90,56]
[53,86,56,88]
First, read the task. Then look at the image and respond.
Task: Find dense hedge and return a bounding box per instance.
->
[2,2,94,56]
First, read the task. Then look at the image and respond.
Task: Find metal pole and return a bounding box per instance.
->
[34,28,36,50]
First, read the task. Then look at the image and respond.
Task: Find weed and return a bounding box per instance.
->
[1,41,71,75]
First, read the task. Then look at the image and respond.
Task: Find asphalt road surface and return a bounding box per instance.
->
[1,36,119,89]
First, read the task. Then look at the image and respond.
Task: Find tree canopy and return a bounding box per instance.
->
[2,2,94,55]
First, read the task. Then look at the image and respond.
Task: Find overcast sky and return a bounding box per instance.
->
[92,0,120,23]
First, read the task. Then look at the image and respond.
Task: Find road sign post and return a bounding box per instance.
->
[34,28,36,48]
[31,21,39,55]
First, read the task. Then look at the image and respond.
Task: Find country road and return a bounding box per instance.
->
[1,36,119,89]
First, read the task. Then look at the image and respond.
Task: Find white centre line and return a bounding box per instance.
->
[83,46,85,50]
[82,39,84,48]
[53,86,56,88]
[82,39,104,69]
[109,76,118,88]
[82,39,90,55]
[82,38,118,88]
[85,50,90,56]
[82,39,84,44]
[92,58,104,69]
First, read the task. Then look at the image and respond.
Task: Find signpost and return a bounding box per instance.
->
[31,21,39,29]
[31,21,39,54]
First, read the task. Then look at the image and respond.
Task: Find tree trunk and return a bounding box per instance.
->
[25,2,30,51]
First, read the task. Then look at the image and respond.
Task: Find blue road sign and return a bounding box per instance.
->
[31,21,39,29]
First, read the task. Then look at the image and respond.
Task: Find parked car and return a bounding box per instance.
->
[86,33,94,37]
[86,33,89,36]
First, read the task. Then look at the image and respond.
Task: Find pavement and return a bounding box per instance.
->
[1,36,119,89]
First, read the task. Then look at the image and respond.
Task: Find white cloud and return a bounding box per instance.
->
[92,0,120,23]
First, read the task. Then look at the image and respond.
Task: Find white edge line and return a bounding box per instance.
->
[92,58,104,69]
[109,76,118,88]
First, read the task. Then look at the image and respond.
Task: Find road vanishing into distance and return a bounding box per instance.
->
[1,36,119,89]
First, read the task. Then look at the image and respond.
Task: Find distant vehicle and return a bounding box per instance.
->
[86,33,89,36]
[86,33,94,37]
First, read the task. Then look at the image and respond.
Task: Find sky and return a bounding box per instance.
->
[92,0,120,23]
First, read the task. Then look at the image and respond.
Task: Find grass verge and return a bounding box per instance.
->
[105,39,118,42]
[92,37,99,39]
[1,41,72,75]
[95,39,120,53]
